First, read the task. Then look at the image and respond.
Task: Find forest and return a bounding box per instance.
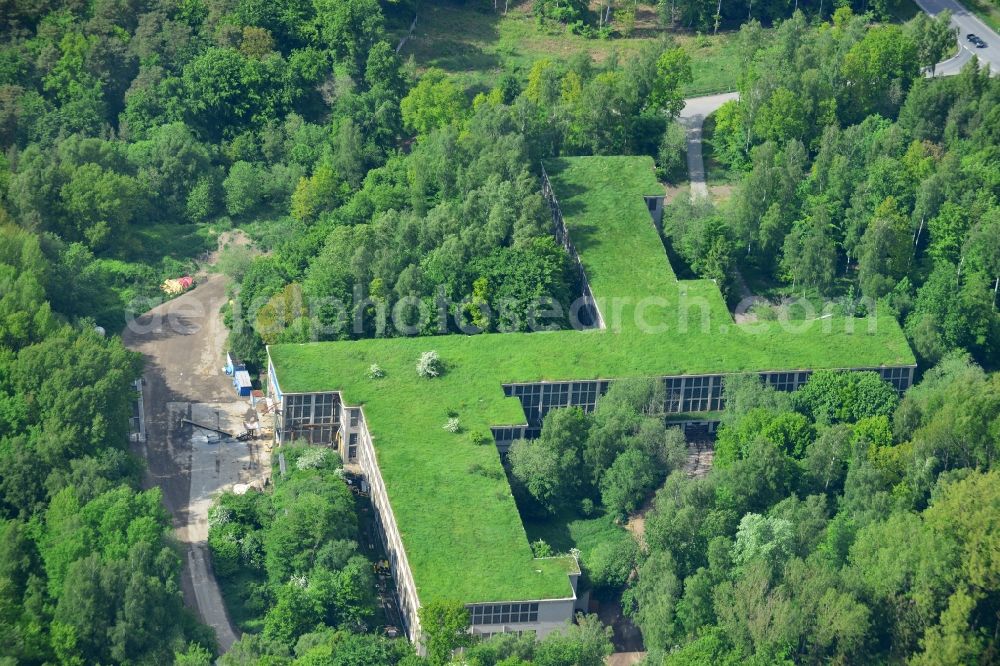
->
[501,356,1000,664]
[1,0,998,662]
[665,11,1000,371]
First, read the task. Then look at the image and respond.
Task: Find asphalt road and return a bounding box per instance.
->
[932,45,974,76]
[914,0,1000,73]
[679,92,741,199]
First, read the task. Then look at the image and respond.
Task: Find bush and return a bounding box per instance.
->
[533,0,587,25]
[281,445,342,472]
[367,363,384,379]
[657,121,688,183]
[295,447,333,471]
[471,430,492,446]
[208,526,242,578]
[443,417,460,433]
[531,539,554,558]
[587,538,638,591]
[217,243,254,282]
[416,350,443,378]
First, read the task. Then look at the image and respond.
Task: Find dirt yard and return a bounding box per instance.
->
[123,272,270,651]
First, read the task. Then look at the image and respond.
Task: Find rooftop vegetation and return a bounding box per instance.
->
[269,155,915,605]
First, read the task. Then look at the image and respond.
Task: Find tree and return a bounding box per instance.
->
[584,379,663,486]
[175,643,214,666]
[224,161,265,217]
[839,26,919,123]
[781,206,838,295]
[468,237,573,332]
[419,601,471,666]
[240,27,276,59]
[313,0,385,77]
[858,197,912,300]
[263,581,323,647]
[847,511,958,657]
[915,470,1000,665]
[0,228,57,351]
[793,371,899,425]
[715,408,814,467]
[657,120,687,182]
[126,122,214,219]
[182,48,275,139]
[587,537,639,591]
[753,87,806,144]
[264,483,357,581]
[731,513,794,575]
[510,407,591,514]
[905,260,998,367]
[928,202,970,264]
[627,550,681,652]
[802,424,853,495]
[401,69,465,136]
[292,630,417,665]
[650,48,693,119]
[720,374,792,427]
[962,208,1000,306]
[600,447,658,520]
[464,631,537,666]
[59,163,145,251]
[907,11,956,75]
[532,613,613,666]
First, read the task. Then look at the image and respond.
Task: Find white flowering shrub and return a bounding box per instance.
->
[443,417,461,433]
[295,447,330,471]
[208,504,232,529]
[416,350,443,378]
[368,363,385,379]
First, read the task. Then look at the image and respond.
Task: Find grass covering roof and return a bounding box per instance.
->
[268,156,915,606]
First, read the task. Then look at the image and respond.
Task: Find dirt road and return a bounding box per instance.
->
[123,274,261,652]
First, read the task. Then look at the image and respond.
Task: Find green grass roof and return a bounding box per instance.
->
[268,156,915,606]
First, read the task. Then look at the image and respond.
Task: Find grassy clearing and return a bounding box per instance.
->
[524,510,632,563]
[270,155,914,607]
[86,220,225,327]
[682,32,743,96]
[128,221,220,266]
[391,0,759,96]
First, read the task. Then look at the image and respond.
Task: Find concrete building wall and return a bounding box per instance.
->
[541,167,603,330]
[353,407,423,642]
[468,597,577,640]
[337,403,364,463]
[502,366,915,430]
[644,195,664,229]
[268,358,340,445]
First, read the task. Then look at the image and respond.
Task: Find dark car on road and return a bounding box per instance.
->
[967,33,987,48]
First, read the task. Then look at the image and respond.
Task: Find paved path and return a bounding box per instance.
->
[932,41,975,75]
[123,275,243,652]
[678,92,739,199]
[914,0,1000,72]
